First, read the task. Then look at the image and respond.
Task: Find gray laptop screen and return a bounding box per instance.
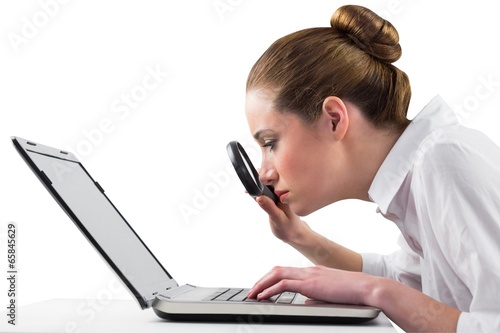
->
[25,149,177,307]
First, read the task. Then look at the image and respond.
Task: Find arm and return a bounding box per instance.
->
[247,265,461,332]
[252,196,460,331]
[256,195,362,272]
[372,274,460,332]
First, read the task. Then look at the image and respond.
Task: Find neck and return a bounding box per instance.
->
[343,118,405,201]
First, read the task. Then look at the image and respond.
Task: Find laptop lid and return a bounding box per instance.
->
[12,136,178,309]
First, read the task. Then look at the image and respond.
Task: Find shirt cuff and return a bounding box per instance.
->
[457,311,500,332]
[361,252,387,277]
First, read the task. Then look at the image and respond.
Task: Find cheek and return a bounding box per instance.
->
[275,150,301,180]
[278,151,324,192]
[295,154,332,197]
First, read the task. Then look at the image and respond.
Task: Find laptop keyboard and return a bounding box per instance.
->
[204,288,296,304]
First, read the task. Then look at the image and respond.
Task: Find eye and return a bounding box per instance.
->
[263,140,276,151]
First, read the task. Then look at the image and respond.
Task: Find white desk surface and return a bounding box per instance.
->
[0,299,399,333]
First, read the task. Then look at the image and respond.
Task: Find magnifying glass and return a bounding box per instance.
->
[226,141,278,203]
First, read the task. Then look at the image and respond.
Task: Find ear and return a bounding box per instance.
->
[321,96,349,140]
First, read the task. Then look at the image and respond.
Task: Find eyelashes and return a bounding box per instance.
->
[262,140,276,151]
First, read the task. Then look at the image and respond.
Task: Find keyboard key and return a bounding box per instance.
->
[243,297,259,302]
[213,288,243,301]
[276,292,296,304]
[258,294,280,303]
[202,288,229,301]
[229,289,251,302]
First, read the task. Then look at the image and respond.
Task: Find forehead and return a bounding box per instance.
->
[245,89,273,117]
[246,91,276,135]
[245,90,318,142]
[245,90,289,136]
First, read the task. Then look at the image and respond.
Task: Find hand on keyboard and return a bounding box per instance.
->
[204,288,296,304]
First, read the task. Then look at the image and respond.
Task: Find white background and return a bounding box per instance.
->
[1,0,499,311]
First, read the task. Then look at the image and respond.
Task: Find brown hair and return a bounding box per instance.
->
[246,5,411,131]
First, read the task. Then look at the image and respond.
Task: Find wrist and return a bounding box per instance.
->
[361,275,461,333]
[284,220,312,246]
[361,275,392,308]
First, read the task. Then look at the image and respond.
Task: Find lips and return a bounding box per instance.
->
[274,190,289,203]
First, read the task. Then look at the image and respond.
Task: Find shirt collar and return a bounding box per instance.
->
[368,95,459,214]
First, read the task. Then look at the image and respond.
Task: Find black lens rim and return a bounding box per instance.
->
[226,141,278,202]
[227,141,261,197]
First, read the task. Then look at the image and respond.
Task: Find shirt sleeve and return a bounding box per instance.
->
[362,235,422,292]
[414,132,500,332]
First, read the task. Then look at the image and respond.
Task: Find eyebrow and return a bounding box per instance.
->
[253,129,275,141]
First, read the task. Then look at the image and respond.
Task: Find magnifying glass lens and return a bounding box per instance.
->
[239,146,259,185]
[226,141,278,203]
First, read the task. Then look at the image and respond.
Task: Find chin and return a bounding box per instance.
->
[290,203,316,217]
[290,201,327,217]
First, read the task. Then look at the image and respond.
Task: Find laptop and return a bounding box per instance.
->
[11,136,381,324]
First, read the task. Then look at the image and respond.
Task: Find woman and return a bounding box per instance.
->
[244,5,500,332]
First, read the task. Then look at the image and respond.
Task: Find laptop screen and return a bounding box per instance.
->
[17,139,177,308]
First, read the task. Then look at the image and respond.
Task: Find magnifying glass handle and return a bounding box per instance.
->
[261,184,279,203]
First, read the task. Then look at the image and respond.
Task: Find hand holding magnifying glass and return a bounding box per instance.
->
[226,141,279,203]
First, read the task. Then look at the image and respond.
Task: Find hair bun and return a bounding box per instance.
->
[331,5,402,64]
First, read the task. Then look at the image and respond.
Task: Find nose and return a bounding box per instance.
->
[259,162,278,186]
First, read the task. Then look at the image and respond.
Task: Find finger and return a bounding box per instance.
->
[247,266,300,299]
[258,195,297,221]
[256,195,286,221]
[256,279,303,300]
[247,266,287,299]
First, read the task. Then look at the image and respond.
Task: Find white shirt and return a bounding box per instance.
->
[363,96,500,332]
